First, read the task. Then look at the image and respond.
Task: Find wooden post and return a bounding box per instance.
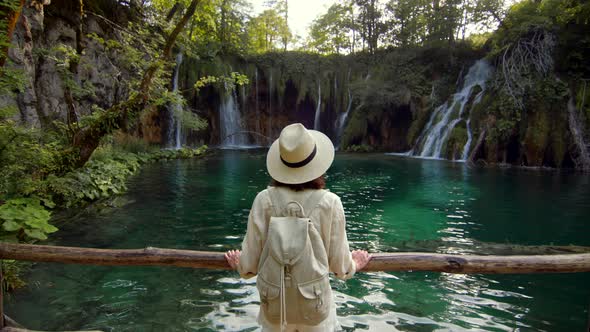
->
[0,243,590,274]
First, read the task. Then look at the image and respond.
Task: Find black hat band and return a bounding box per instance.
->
[280,145,317,168]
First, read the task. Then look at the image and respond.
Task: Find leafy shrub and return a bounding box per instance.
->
[1,260,27,291]
[0,197,57,241]
[46,159,134,207]
[345,144,374,153]
[47,145,207,208]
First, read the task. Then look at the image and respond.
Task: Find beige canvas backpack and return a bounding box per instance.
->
[257,187,332,330]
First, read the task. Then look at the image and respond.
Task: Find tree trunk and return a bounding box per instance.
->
[1,243,590,274]
[72,0,201,168]
[139,0,200,101]
[64,0,85,135]
[166,2,182,22]
[283,0,288,51]
[0,0,26,70]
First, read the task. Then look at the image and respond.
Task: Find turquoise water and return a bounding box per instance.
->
[7,150,590,331]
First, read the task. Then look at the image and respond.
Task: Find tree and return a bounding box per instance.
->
[385,0,430,46]
[383,0,506,47]
[265,0,290,50]
[71,0,201,167]
[0,0,25,70]
[217,0,251,53]
[354,0,385,53]
[247,9,290,53]
[308,4,352,54]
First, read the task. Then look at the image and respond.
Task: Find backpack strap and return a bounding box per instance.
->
[267,186,285,217]
[302,189,328,218]
[268,187,327,218]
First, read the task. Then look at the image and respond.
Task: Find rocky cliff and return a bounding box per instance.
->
[2,0,131,128]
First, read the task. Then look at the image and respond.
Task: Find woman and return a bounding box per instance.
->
[225,123,370,332]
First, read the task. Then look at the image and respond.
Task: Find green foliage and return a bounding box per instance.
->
[46,159,135,207]
[407,104,432,145]
[301,0,506,54]
[341,107,368,148]
[0,122,69,197]
[176,108,208,132]
[0,197,57,241]
[1,260,27,291]
[0,66,25,95]
[344,144,374,152]
[307,4,353,54]
[247,8,291,53]
[444,124,467,159]
[0,0,26,96]
[194,72,249,92]
[467,32,492,49]
[47,144,207,208]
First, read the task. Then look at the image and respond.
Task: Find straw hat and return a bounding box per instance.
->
[267,123,335,184]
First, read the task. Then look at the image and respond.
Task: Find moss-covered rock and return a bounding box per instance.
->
[444,123,468,160]
[179,46,482,149]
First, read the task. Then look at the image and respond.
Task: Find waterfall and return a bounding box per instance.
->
[336,70,352,146]
[412,60,492,159]
[268,71,273,139]
[255,68,260,145]
[314,81,321,131]
[219,83,247,147]
[168,52,183,149]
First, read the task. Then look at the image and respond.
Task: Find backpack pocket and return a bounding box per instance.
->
[296,274,331,325]
[257,276,281,324]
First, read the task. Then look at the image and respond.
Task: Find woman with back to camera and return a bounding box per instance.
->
[225,123,371,331]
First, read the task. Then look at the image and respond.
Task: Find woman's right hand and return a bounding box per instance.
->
[352,250,371,271]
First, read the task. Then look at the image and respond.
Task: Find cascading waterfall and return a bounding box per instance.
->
[413,59,492,159]
[314,81,321,131]
[168,52,183,149]
[219,82,247,147]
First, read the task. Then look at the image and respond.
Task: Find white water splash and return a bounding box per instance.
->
[413,60,492,159]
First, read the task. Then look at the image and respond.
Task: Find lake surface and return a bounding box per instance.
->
[8,150,590,331]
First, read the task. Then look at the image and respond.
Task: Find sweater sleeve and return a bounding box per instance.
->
[237,191,268,279]
[328,196,356,280]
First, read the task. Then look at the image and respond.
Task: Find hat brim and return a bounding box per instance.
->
[266,130,335,184]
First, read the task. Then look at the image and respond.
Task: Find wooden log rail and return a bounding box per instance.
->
[2,243,590,274]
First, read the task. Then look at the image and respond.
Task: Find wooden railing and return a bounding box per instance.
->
[1,243,590,331]
[2,243,590,274]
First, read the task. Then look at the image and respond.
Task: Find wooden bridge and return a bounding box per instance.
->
[1,243,590,331]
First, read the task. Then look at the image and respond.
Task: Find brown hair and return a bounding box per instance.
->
[270,175,326,191]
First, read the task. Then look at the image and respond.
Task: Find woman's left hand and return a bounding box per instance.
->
[225,249,241,270]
